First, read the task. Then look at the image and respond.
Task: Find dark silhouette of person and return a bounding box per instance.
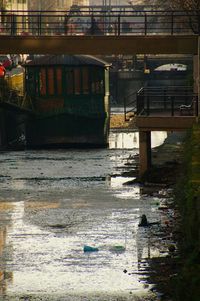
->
[139,214,149,227]
[85,16,103,35]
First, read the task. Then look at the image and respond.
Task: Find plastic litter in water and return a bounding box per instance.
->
[83,245,99,252]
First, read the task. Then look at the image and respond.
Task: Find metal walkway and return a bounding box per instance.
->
[0,9,199,54]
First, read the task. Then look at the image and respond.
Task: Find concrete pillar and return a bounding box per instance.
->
[139,130,151,178]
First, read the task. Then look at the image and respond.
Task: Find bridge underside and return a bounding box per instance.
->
[136,116,196,177]
[136,116,196,131]
[0,35,197,55]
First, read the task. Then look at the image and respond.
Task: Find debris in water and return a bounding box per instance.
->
[139,214,149,227]
[83,245,99,252]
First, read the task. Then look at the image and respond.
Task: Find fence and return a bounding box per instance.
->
[136,86,198,117]
[0,9,199,36]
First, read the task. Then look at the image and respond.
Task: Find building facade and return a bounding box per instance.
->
[4,0,28,11]
[28,0,89,11]
[1,0,28,33]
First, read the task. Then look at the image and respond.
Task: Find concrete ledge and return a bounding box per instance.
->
[0,35,197,54]
[136,116,196,131]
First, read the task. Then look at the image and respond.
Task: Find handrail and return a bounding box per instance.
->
[137,86,193,95]
[0,9,199,36]
[136,86,198,117]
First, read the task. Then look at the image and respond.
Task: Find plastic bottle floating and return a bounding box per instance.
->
[83,245,99,252]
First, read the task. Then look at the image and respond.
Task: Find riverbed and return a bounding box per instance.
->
[0,131,171,301]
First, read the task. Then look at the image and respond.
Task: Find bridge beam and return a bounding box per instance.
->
[0,35,197,55]
[136,116,196,131]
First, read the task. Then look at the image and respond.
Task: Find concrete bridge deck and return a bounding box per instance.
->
[0,35,197,55]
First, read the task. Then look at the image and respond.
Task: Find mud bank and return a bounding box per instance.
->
[131,129,200,301]
[126,132,186,301]
[173,124,200,301]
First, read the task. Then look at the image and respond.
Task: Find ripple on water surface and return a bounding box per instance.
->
[0,132,168,300]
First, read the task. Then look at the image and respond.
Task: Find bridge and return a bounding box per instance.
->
[0,8,200,176]
[124,86,198,175]
[0,9,199,54]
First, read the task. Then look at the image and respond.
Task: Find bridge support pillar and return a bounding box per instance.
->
[139,130,151,178]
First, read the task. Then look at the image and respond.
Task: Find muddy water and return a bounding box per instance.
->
[0,131,169,301]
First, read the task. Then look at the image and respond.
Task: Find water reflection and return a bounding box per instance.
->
[0,131,170,300]
[0,202,14,295]
[109,130,167,149]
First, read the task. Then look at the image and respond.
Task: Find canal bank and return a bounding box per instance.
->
[172,124,200,301]
[111,113,185,300]
[132,125,200,301]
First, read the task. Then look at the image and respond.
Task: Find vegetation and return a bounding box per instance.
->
[154,0,200,33]
[174,123,200,301]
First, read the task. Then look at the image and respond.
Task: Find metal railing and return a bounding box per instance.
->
[123,90,137,121]
[136,86,198,116]
[0,9,199,36]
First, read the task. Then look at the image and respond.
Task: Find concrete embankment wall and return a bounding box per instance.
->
[174,123,200,301]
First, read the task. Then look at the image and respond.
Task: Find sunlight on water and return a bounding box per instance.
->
[0,131,169,300]
[109,131,167,149]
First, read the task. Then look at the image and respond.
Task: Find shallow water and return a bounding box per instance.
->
[0,131,169,301]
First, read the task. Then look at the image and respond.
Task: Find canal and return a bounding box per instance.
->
[0,130,170,301]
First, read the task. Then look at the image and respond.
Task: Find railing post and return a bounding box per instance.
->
[171,11,174,35]
[147,95,150,115]
[195,95,198,116]
[11,14,16,36]
[91,15,95,35]
[123,95,127,121]
[164,88,167,109]
[117,15,120,36]
[144,13,147,35]
[37,13,42,36]
[171,96,174,116]
[137,94,142,115]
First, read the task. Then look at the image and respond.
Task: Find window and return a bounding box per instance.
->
[56,67,62,95]
[74,68,81,95]
[66,69,74,95]
[40,68,47,96]
[91,68,104,94]
[47,68,55,96]
[82,67,89,94]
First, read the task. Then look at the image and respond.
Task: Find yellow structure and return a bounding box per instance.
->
[28,0,89,11]
[5,71,24,96]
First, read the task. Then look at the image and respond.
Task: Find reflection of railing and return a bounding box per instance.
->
[136,86,198,116]
[0,9,199,36]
